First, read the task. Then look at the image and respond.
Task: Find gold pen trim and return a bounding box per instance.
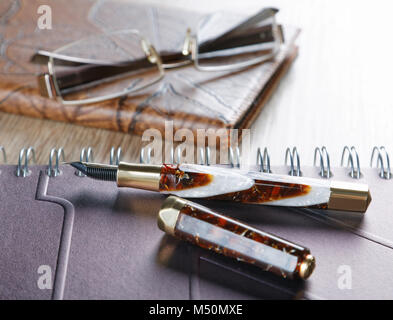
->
[117,162,161,191]
[328,181,371,212]
[157,196,187,236]
[299,254,316,280]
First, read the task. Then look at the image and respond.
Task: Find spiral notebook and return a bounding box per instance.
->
[0,145,392,300]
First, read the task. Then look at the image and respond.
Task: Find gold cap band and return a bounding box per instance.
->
[117,162,161,191]
[299,254,316,280]
[328,181,372,213]
[157,196,187,236]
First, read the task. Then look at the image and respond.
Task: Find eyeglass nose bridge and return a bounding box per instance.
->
[140,38,161,65]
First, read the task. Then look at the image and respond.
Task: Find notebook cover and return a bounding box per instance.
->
[1,164,392,299]
[0,0,299,136]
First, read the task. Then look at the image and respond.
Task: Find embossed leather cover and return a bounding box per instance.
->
[1,164,393,299]
[0,0,298,135]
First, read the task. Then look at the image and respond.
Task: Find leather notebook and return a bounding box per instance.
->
[0,0,299,136]
[1,146,392,299]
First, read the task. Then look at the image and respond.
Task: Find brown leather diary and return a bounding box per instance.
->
[0,0,299,136]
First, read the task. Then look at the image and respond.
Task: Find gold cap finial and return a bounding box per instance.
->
[299,254,316,280]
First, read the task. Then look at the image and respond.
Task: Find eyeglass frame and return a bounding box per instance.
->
[36,8,283,106]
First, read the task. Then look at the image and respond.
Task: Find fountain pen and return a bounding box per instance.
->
[69,161,372,213]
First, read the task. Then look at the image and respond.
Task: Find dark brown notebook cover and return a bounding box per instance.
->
[0,0,299,136]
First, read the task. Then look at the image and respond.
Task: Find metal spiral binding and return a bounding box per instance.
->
[285,147,301,176]
[228,146,241,168]
[313,146,332,178]
[0,146,6,164]
[110,147,122,165]
[140,146,152,164]
[76,147,94,176]
[198,146,210,165]
[198,147,205,165]
[205,147,211,166]
[341,146,361,179]
[175,147,183,164]
[169,147,175,164]
[16,147,36,177]
[370,146,391,179]
[9,145,388,180]
[140,146,177,164]
[47,148,65,177]
[257,147,271,173]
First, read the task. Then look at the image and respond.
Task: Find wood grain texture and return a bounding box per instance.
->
[0,0,392,167]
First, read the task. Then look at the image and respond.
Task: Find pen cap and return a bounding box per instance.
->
[328,181,372,212]
[158,196,316,280]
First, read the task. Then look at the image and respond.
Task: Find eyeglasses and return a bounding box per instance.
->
[33,7,283,105]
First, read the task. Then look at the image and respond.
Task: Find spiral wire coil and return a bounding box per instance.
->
[76,147,94,176]
[198,146,210,165]
[314,146,332,178]
[341,146,361,179]
[257,147,271,173]
[47,148,65,177]
[16,147,36,177]
[285,147,301,176]
[228,146,241,168]
[110,147,122,165]
[370,146,391,179]
[140,146,152,164]
[5,145,391,180]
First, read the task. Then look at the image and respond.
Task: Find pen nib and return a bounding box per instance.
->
[69,162,88,175]
[67,162,117,182]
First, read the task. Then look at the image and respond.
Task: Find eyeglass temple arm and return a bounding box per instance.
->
[50,58,157,93]
[198,24,283,54]
[36,52,190,96]
[33,21,279,69]
[203,8,279,46]
[31,50,148,67]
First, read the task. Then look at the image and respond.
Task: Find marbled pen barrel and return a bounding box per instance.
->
[158,196,316,280]
[115,162,371,212]
[155,165,371,212]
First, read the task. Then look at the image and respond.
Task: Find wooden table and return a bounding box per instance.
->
[0,0,391,169]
